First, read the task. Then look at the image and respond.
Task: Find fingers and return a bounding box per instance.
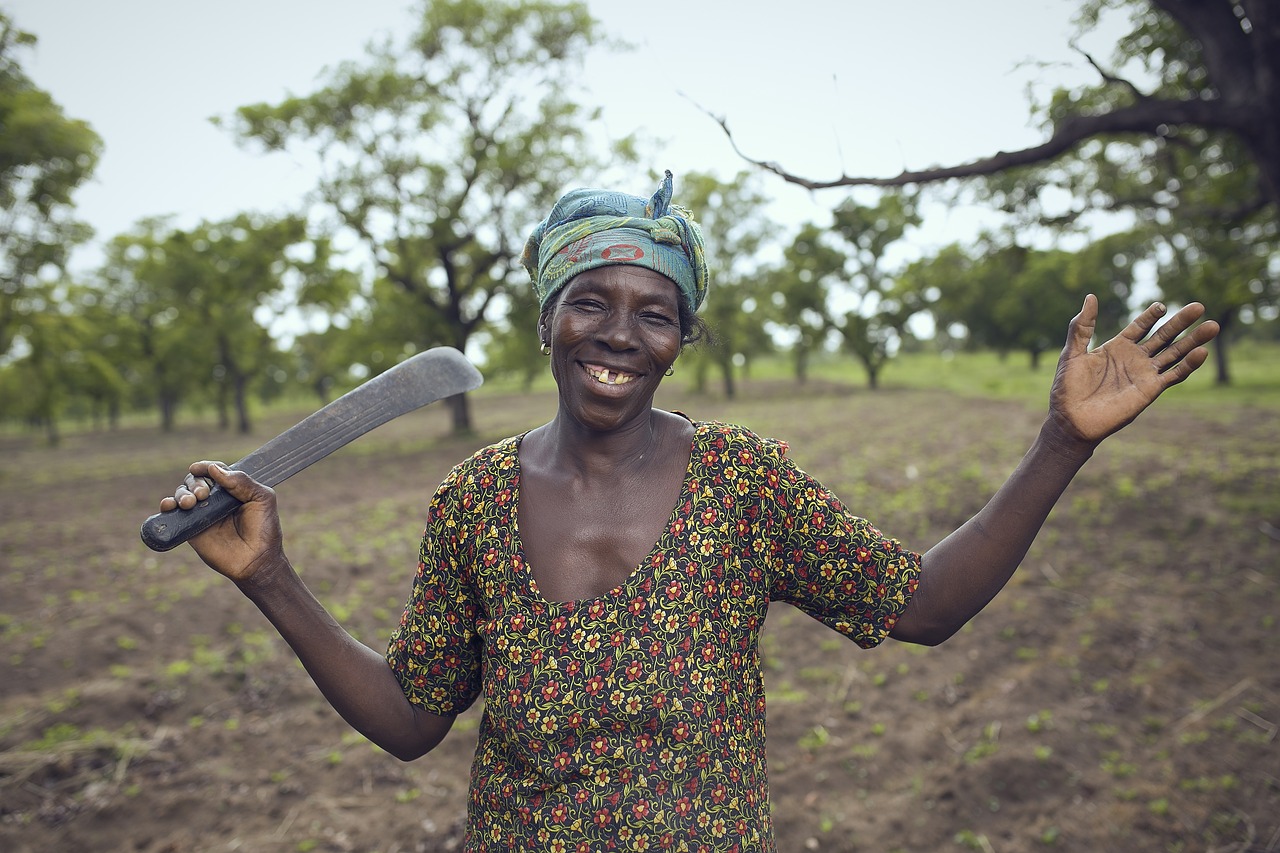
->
[1160,344,1211,388]
[199,461,275,506]
[1138,302,1207,353]
[162,460,262,512]
[1152,315,1220,373]
[167,468,213,511]
[1062,294,1098,359]
[1120,301,1169,344]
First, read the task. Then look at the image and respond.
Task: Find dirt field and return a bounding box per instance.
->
[1,380,1277,852]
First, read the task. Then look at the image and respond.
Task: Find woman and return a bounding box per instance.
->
[161,172,1219,851]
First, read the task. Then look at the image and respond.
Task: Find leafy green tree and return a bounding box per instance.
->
[222,0,632,433]
[177,214,311,433]
[925,237,1126,369]
[92,214,311,432]
[829,192,922,388]
[0,13,101,358]
[676,170,774,398]
[482,283,546,390]
[0,280,80,443]
[1153,204,1278,383]
[762,223,847,383]
[66,281,132,429]
[93,218,204,431]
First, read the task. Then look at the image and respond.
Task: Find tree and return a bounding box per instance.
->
[829,192,922,388]
[92,214,311,433]
[481,283,547,390]
[762,223,846,384]
[94,219,204,432]
[715,1,1277,381]
[719,2,1278,205]
[0,279,80,443]
[0,13,101,358]
[223,0,632,433]
[921,236,1127,369]
[178,214,311,433]
[675,170,774,398]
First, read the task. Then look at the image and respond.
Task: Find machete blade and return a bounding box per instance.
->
[140,346,482,552]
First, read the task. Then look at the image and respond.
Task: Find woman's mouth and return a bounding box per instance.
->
[583,363,639,385]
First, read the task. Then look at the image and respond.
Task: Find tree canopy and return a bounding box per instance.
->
[715,0,1275,382]
[222,0,632,432]
[0,12,100,358]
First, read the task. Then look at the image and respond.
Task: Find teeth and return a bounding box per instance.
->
[586,365,636,385]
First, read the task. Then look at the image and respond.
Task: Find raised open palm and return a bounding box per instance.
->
[1049,295,1220,444]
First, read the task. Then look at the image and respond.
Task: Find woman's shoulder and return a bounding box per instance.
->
[689,419,792,460]
[434,434,522,495]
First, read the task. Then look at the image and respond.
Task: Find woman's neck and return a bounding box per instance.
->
[530,408,671,481]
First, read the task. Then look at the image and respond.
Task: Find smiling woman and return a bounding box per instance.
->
[157,171,1219,852]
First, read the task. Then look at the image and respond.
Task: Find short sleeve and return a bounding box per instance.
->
[385,464,484,715]
[751,434,921,648]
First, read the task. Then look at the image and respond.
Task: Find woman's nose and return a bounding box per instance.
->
[595,312,638,350]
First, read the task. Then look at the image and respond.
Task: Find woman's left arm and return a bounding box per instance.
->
[889,295,1219,646]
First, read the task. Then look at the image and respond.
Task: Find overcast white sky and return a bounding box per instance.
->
[8,0,1125,274]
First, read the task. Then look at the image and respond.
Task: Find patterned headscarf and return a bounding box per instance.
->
[521,171,708,313]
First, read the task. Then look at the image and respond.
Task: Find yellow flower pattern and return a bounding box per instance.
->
[387,422,920,851]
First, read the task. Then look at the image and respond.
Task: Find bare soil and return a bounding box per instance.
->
[1,381,1277,853]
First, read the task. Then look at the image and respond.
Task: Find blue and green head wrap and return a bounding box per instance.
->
[521,170,708,314]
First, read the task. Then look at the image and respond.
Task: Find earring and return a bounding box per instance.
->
[664,366,675,377]
[540,341,550,356]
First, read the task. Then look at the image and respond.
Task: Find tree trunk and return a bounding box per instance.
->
[216,383,230,430]
[718,358,736,400]
[691,361,710,395]
[449,393,473,434]
[235,374,252,434]
[1213,308,1235,385]
[313,377,332,407]
[448,315,475,435]
[160,394,177,432]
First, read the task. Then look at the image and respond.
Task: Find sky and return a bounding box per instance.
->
[8,0,1126,275]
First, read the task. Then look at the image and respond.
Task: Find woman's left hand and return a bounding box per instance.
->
[1049,294,1220,446]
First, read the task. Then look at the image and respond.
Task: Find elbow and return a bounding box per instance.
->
[362,713,452,763]
[889,588,966,647]
[380,731,444,763]
[388,744,432,763]
[890,619,961,647]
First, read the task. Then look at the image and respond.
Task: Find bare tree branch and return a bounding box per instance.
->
[706,96,1252,192]
[1072,43,1147,102]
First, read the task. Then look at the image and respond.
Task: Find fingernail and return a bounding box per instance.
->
[1154,302,1166,313]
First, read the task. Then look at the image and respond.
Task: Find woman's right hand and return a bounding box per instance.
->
[159,461,285,587]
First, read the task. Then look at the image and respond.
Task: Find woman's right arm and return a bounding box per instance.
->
[163,462,454,761]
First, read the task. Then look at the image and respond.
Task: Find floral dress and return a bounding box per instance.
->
[386,421,921,852]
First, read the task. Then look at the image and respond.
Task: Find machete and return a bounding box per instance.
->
[140,346,482,552]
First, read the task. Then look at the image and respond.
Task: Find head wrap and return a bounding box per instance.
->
[521,170,708,313]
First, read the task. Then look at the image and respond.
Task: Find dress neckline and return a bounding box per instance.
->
[511,421,702,607]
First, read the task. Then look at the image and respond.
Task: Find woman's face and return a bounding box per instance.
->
[542,265,683,433]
